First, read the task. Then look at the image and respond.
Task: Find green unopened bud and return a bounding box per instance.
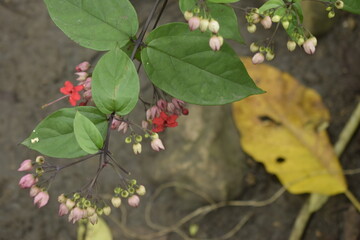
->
[309,36,317,47]
[84,200,91,208]
[297,37,305,46]
[326,6,332,11]
[36,167,44,175]
[250,43,259,53]
[130,179,137,185]
[96,207,103,215]
[111,197,122,208]
[121,190,129,198]
[73,192,81,200]
[266,52,275,61]
[193,7,200,14]
[199,18,209,32]
[247,24,256,33]
[135,135,142,143]
[125,137,132,144]
[259,46,266,52]
[144,133,150,138]
[128,187,135,194]
[184,11,193,21]
[35,156,45,164]
[272,15,281,22]
[151,133,159,139]
[287,40,296,51]
[335,0,344,9]
[87,207,96,216]
[58,194,67,203]
[103,206,111,216]
[328,11,335,18]
[282,20,289,29]
[114,187,122,194]
[136,185,146,196]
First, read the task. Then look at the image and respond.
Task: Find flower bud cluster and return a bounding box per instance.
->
[112,179,146,208]
[183,10,223,51]
[74,61,92,106]
[326,0,344,18]
[57,193,111,225]
[124,133,143,155]
[250,43,275,64]
[18,156,50,208]
[245,8,276,33]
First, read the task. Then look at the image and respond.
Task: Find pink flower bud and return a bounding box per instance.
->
[83,90,92,100]
[68,207,84,223]
[252,52,265,64]
[128,195,140,208]
[303,39,316,55]
[111,118,121,129]
[117,121,128,134]
[141,120,149,129]
[209,36,222,51]
[157,99,167,110]
[75,72,88,81]
[151,138,165,152]
[167,102,176,113]
[18,159,33,171]
[75,61,91,72]
[83,77,92,90]
[29,185,41,197]
[58,203,69,216]
[261,16,272,29]
[146,106,161,120]
[19,174,37,189]
[172,98,185,110]
[208,19,220,34]
[34,191,49,208]
[188,16,201,31]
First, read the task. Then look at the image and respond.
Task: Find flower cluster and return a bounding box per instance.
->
[111,179,146,209]
[326,0,344,18]
[250,43,275,64]
[184,8,223,51]
[74,61,93,106]
[18,156,50,208]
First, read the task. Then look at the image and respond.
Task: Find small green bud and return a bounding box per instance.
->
[297,37,305,46]
[135,135,142,143]
[35,167,44,175]
[96,207,103,215]
[282,20,289,29]
[103,206,111,216]
[128,187,135,194]
[84,200,91,208]
[271,15,281,22]
[250,43,259,53]
[335,1,344,9]
[326,6,332,11]
[73,192,81,200]
[130,179,137,185]
[111,197,122,208]
[259,46,266,52]
[247,24,256,33]
[193,7,200,14]
[144,133,150,138]
[114,187,122,194]
[125,137,132,144]
[328,11,335,18]
[136,185,146,196]
[184,11,193,21]
[35,156,45,164]
[121,190,129,198]
[287,40,296,51]
[266,52,275,61]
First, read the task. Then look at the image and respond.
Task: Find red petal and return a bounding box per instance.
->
[152,117,165,125]
[166,121,178,128]
[60,87,70,95]
[160,111,168,120]
[152,125,165,133]
[167,114,178,124]
[74,85,84,92]
[71,92,81,101]
[69,97,77,106]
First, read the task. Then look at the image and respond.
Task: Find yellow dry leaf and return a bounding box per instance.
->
[232,58,347,195]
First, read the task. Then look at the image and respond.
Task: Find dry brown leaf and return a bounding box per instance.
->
[232,58,347,195]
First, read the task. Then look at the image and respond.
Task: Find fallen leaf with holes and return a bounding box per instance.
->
[232,58,347,195]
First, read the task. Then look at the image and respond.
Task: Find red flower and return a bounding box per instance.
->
[152,111,178,133]
[60,81,84,106]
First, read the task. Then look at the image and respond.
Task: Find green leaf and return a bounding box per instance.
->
[179,0,243,43]
[342,0,360,14]
[77,218,112,240]
[292,2,303,23]
[43,0,138,51]
[259,0,285,14]
[141,23,263,105]
[207,0,240,3]
[92,48,139,115]
[74,111,104,154]
[22,107,107,158]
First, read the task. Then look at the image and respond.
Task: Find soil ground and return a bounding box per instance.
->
[0,0,359,239]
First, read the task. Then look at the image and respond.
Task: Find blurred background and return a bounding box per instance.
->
[0,0,360,239]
